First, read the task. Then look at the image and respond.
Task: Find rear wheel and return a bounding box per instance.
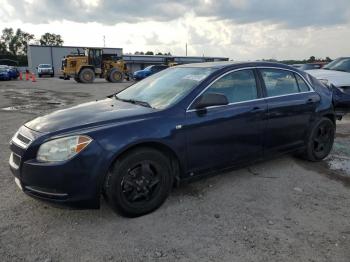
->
[79,68,95,83]
[104,148,173,217]
[108,68,124,83]
[303,118,335,161]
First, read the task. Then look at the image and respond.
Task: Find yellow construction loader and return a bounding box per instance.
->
[61,48,129,83]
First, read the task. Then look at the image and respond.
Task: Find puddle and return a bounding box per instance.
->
[326,155,350,176]
[296,136,350,187]
[0,89,89,114]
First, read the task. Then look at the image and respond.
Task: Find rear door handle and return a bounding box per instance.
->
[251,106,264,112]
[306,98,315,104]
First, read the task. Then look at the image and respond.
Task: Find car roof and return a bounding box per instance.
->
[177,61,295,70]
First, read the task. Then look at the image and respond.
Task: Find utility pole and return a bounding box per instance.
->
[103,35,106,47]
[185,43,187,56]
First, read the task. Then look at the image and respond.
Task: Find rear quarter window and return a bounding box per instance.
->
[295,74,310,92]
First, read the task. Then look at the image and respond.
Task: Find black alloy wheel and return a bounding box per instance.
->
[121,161,161,204]
[304,118,335,161]
[104,148,173,217]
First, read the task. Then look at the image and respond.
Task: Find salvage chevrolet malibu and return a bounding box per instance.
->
[9,62,350,217]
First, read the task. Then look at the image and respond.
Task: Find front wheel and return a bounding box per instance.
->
[79,68,95,83]
[303,118,335,161]
[104,148,173,217]
[108,68,124,83]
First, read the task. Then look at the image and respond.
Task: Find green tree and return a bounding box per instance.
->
[39,33,64,46]
[156,52,163,55]
[145,51,154,55]
[0,41,8,54]
[325,56,332,62]
[308,56,316,63]
[0,28,34,55]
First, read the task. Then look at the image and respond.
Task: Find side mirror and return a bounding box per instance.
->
[193,93,229,109]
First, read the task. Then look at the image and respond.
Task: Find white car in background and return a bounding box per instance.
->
[306,57,350,114]
[306,57,350,88]
[37,64,54,77]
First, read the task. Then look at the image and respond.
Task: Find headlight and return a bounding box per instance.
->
[37,135,92,162]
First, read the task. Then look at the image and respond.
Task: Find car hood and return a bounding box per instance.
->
[133,70,146,75]
[25,97,155,133]
[306,69,350,87]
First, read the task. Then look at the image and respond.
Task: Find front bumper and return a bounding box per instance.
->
[38,70,53,75]
[0,75,10,80]
[133,74,145,80]
[9,127,107,208]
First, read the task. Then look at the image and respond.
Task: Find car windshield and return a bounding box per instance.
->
[144,66,153,71]
[116,67,216,109]
[39,64,51,68]
[323,58,350,72]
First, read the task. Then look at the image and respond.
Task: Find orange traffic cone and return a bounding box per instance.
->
[19,71,23,80]
[32,73,36,82]
[25,71,29,81]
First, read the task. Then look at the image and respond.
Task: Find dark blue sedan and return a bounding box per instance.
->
[133,64,168,80]
[9,62,350,217]
[0,68,11,80]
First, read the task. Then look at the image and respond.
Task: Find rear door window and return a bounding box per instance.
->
[260,69,299,97]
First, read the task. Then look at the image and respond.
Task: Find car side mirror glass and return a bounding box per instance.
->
[193,93,229,110]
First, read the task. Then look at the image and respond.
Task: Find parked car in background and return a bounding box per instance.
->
[299,63,326,71]
[0,67,11,80]
[306,57,350,113]
[37,64,54,77]
[8,66,19,79]
[9,61,350,217]
[0,65,19,79]
[133,64,168,80]
[292,64,303,69]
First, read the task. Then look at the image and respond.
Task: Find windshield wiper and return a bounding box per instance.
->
[115,96,153,108]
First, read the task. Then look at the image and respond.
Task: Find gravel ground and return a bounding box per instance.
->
[0,78,350,262]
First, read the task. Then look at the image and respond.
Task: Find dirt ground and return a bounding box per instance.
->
[0,77,350,262]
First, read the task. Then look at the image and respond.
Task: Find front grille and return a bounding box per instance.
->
[12,132,32,149]
[9,153,21,169]
[12,153,21,166]
[17,133,31,144]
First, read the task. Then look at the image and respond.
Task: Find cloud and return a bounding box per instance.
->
[196,0,350,28]
[2,0,350,28]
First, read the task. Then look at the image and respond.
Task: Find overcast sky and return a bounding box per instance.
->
[1,0,349,60]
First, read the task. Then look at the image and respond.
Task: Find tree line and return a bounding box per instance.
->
[0,27,63,56]
[130,51,172,56]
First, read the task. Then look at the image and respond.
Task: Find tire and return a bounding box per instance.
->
[108,68,124,83]
[302,118,335,162]
[51,74,54,77]
[79,68,95,83]
[104,148,173,217]
[38,74,42,78]
[74,77,81,83]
